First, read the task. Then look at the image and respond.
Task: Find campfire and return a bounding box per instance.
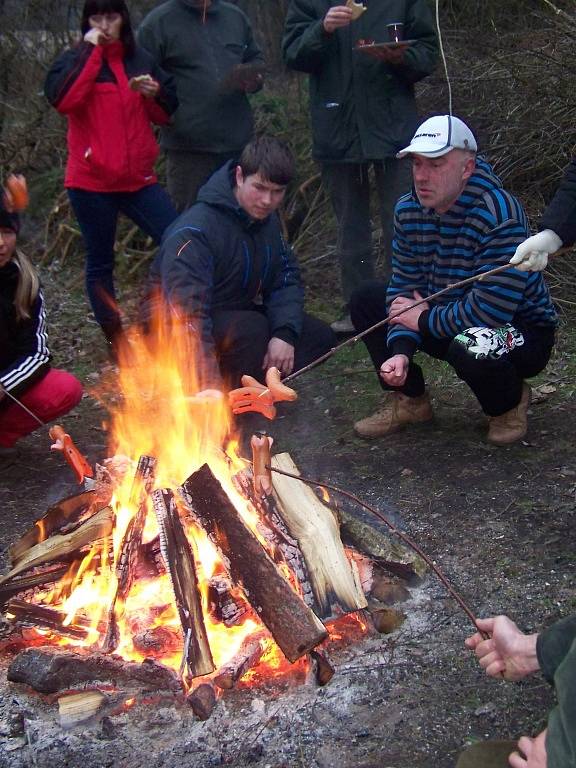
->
[0,319,425,726]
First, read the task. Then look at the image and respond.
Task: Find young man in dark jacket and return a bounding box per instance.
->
[510,157,576,272]
[138,0,265,211]
[282,0,438,333]
[463,613,576,768]
[150,136,335,390]
[350,115,557,446]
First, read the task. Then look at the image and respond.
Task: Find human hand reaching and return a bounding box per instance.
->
[263,338,295,377]
[323,6,354,33]
[509,729,548,768]
[465,615,540,681]
[509,230,562,272]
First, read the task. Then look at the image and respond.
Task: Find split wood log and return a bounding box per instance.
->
[10,490,103,566]
[58,689,108,729]
[7,646,182,694]
[270,453,367,620]
[152,488,214,679]
[0,507,114,589]
[233,469,316,610]
[213,631,268,690]
[180,464,327,662]
[186,682,217,720]
[0,564,71,609]
[101,455,156,653]
[4,598,90,640]
[335,503,427,581]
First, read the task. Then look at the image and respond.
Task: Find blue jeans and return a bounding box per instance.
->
[68,184,178,330]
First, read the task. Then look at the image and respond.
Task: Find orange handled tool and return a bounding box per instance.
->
[49,425,94,485]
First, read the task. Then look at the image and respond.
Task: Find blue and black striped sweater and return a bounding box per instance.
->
[387,158,558,358]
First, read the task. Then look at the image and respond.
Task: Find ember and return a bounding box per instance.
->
[0,318,424,717]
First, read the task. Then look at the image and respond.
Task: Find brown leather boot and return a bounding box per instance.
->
[487,383,531,446]
[354,392,433,438]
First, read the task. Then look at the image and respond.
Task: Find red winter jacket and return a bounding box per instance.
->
[45,41,178,193]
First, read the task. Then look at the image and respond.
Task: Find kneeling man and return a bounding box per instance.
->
[152,136,335,390]
[351,115,557,446]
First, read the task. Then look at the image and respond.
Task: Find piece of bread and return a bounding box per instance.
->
[346,0,366,21]
[129,74,154,91]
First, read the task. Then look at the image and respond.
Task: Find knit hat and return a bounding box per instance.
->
[397,115,477,159]
[0,197,20,234]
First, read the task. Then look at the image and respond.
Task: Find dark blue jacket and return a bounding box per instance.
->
[151,161,304,383]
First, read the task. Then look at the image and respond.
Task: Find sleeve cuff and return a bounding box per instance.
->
[418,309,432,337]
[389,336,418,359]
[272,327,298,346]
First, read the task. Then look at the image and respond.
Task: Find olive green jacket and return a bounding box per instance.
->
[282,0,438,163]
[537,614,576,766]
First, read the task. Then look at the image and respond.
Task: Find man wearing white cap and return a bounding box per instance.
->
[350,114,558,445]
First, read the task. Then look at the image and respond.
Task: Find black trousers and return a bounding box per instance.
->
[211,309,336,388]
[350,281,556,417]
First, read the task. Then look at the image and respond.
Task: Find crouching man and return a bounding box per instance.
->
[150,136,335,390]
[351,115,557,446]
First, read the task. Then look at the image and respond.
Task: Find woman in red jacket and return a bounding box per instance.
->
[45,0,179,358]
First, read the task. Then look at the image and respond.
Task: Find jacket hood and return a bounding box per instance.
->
[179,0,220,14]
[196,161,263,230]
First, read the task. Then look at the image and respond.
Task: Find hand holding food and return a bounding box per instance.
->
[129,74,159,97]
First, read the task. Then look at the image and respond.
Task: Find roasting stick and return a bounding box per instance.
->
[250,246,571,402]
[265,462,488,638]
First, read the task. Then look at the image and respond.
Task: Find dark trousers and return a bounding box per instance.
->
[165,149,239,213]
[350,281,556,417]
[68,184,178,332]
[211,309,336,388]
[321,158,412,305]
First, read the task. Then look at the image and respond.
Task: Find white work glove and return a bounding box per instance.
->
[509,229,562,272]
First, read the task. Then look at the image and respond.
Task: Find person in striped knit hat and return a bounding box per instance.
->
[350,115,558,446]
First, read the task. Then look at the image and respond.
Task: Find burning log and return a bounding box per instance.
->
[4,598,90,640]
[213,631,268,690]
[101,456,157,653]
[186,682,217,720]
[7,646,181,694]
[0,507,114,589]
[180,464,328,663]
[9,490,103,566]
[234,468,316,610]
[269,453,367,619]
[135,535,166,579]
[0,564,71,609]
[132,625,182,659]
[152,488,215,679]
[207,571,251,627]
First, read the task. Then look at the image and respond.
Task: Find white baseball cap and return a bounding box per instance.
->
[397,115,477,158]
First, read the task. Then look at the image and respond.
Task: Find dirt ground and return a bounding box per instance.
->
[0,258,574,768]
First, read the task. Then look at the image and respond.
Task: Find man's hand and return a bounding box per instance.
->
[263,338,294,377]
[323,6,353,33]
[509,230,562,272]
[225,63,265,93]
[380,354,409,387]
[358,44,407,65]
[509,730,547,768]
[465,615,540,681]
[129,75,160,98]
[389,291,429,331]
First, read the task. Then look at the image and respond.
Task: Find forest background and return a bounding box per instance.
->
[1,0,575,322]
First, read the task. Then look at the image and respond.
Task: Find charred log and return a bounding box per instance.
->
[4,598,90,640]
[152,488,214,679]
[186,683,217,720]
[7,646,182,694]
[132,625,182,658]
[180,464,327,663]
[0,564,71,609]
[309,649,335,686]
[207,571,251,627]
[213,631,267,690]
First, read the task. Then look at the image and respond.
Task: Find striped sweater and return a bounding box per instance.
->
[0,261,50,400]
[387,158,558,358]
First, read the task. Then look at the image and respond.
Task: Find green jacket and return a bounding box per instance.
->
[137,0,263,153]
[537,614,576,767]
[282,0,438,163]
